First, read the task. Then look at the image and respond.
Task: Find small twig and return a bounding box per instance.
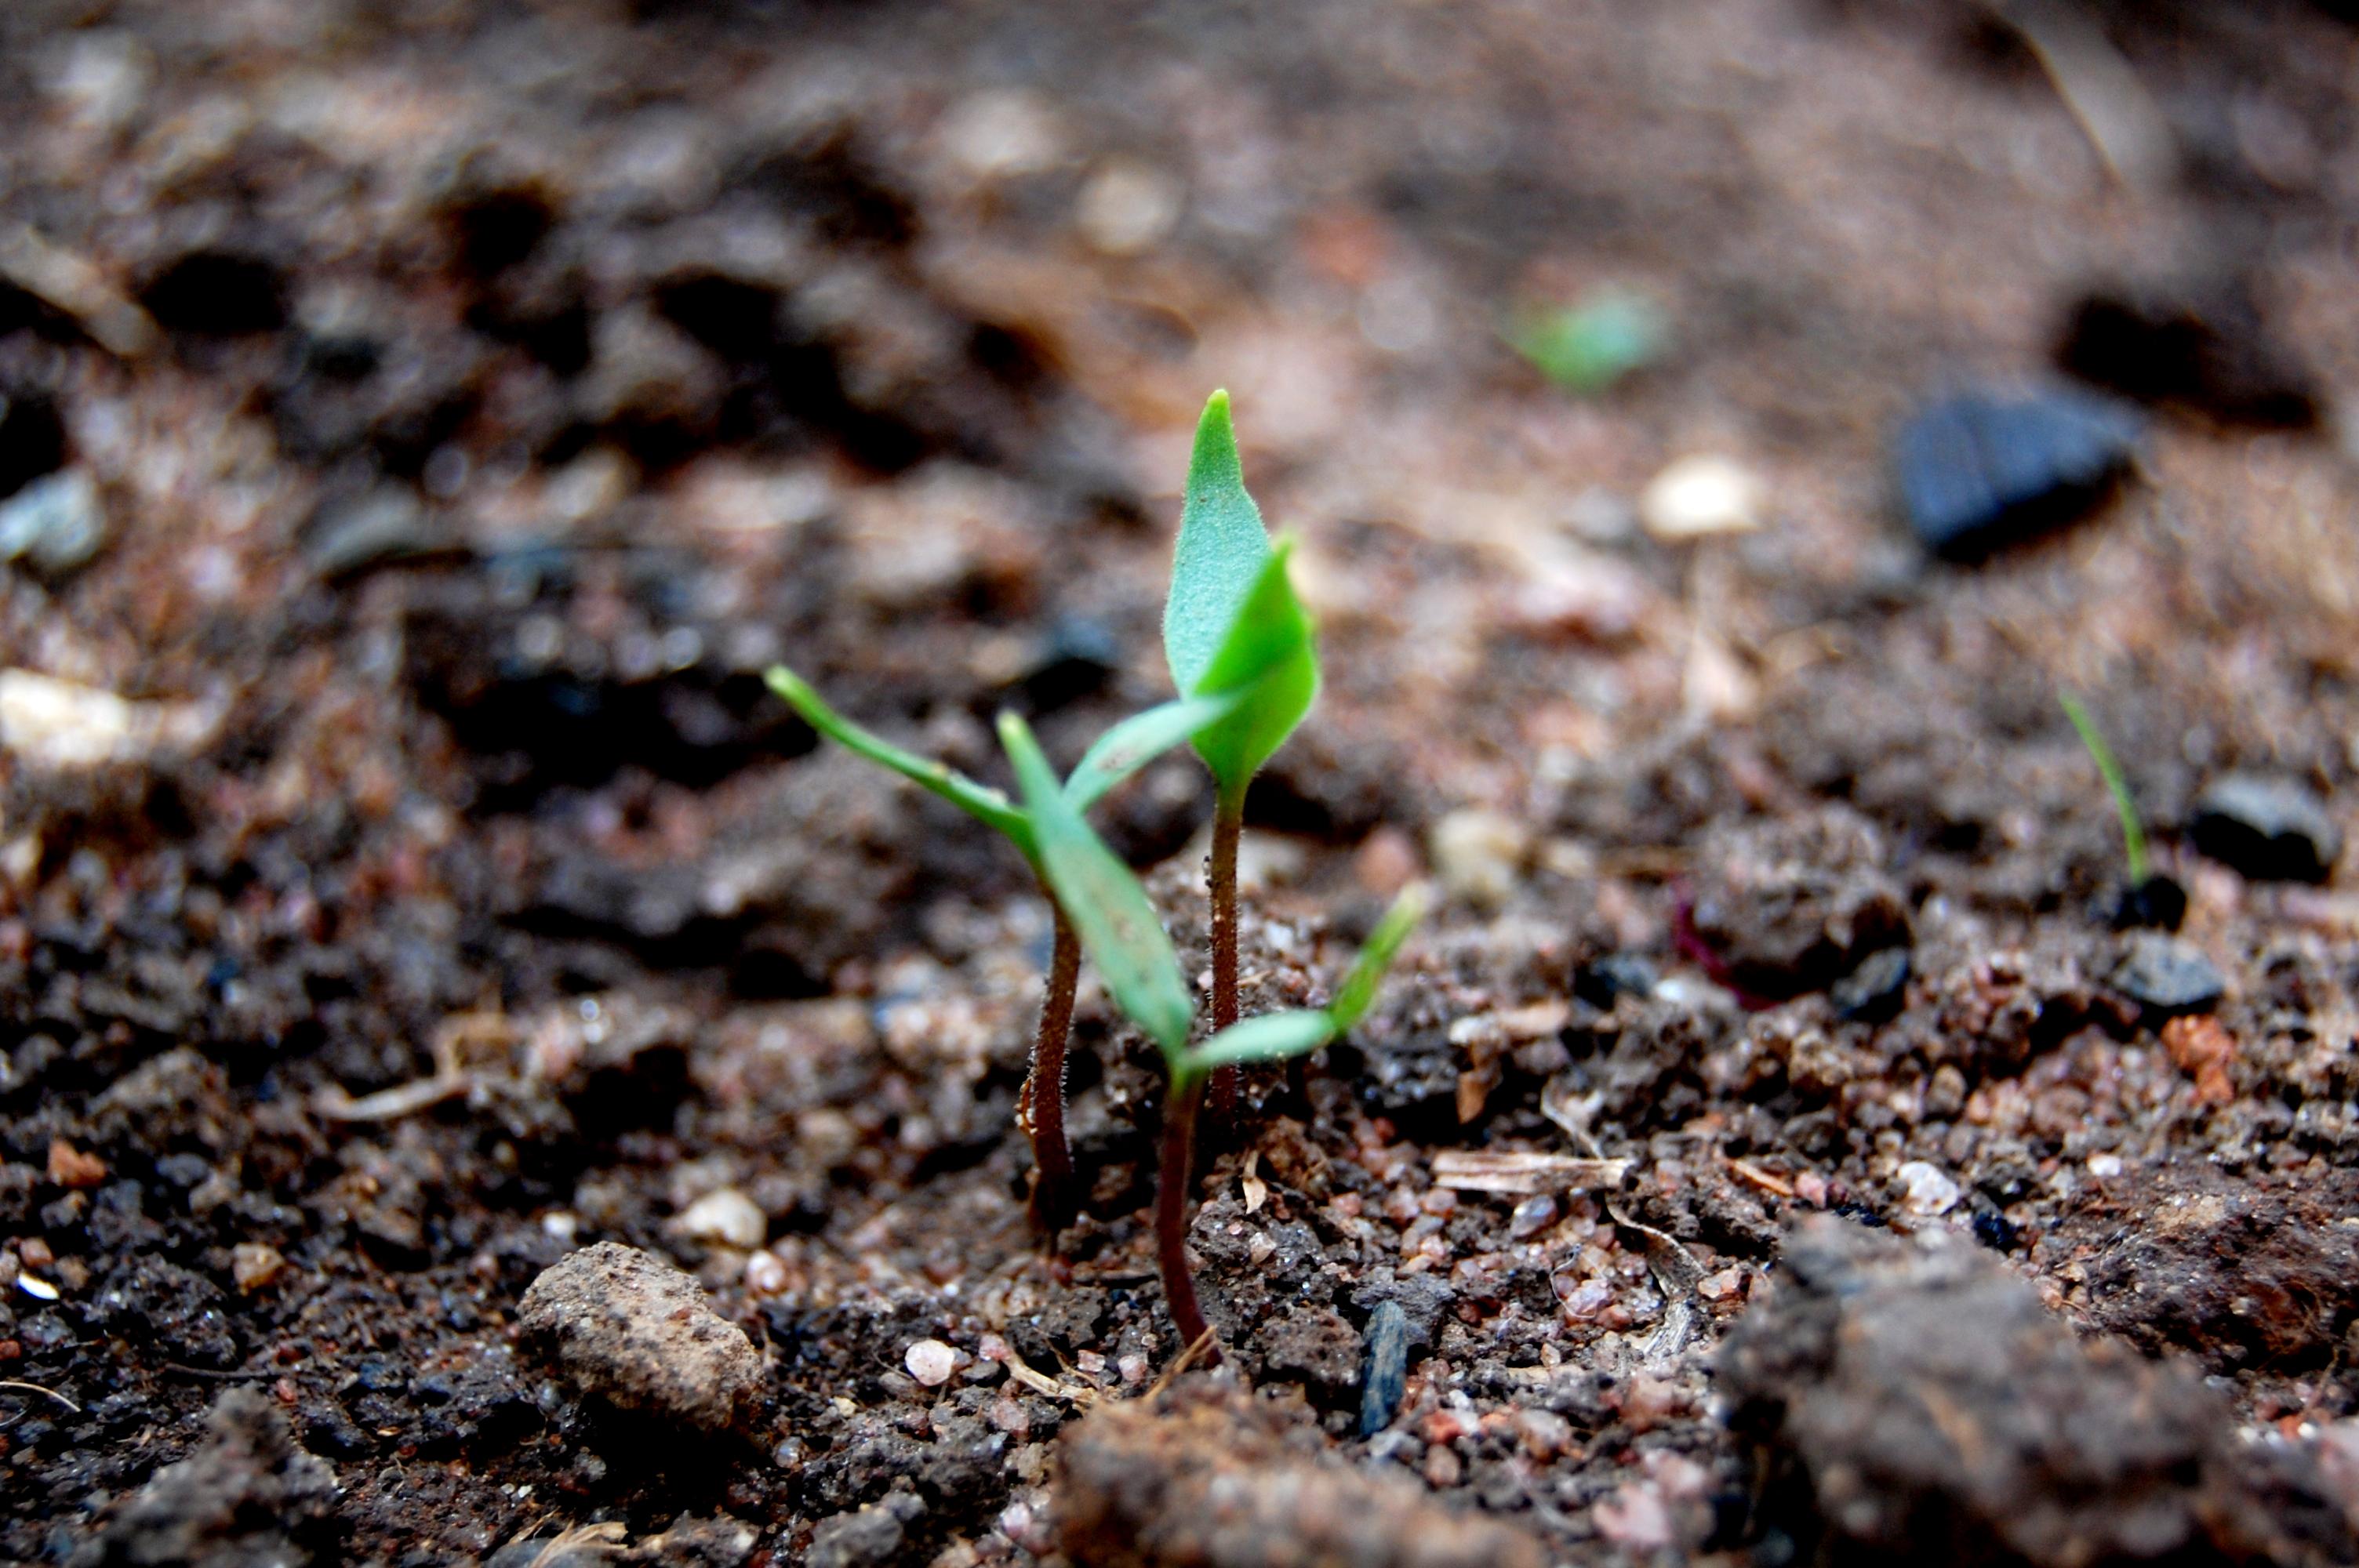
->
[1146,1327,1220,1403]
[1725,1156,1797,1200]
[313,1073,471,1123]
[0,1379,80,1414]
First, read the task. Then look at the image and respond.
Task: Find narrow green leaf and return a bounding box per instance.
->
[1063,691,1245,814]
[1187,539,1319,795]
[1327,883,1429,1032]
[1163,390,1271,698]
[1000,713,1194,1061]
[2059,691,2150,885]
[765,666,1036,862]
[1183,1010,1335,1073]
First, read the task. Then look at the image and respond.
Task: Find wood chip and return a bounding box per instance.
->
[1430,1150,1631,1196]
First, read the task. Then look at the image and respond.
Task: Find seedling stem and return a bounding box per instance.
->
[1205,792,1245,1117]
[2059,690,2150,885]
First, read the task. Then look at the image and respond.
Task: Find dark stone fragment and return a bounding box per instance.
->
[2108,933,2225,1018]
[1830,946,1910,1024]
[2058,279,2322,429]
[2191,773,2340,884]
[1970,1209,2019,1254]
[1358,1300,1410,1436]
[2110,873,2186,931]
[1894,387,2142,561]
[1572,953,1657,1011]
[0,389,67,500]
[806,1491,924,1568]
[140,250,289,336]
[1350,1272,1454,1348]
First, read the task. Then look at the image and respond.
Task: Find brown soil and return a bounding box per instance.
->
[5,2,2359,1564]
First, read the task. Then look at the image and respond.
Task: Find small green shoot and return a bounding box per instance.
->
[1160,390,1321,1127]
[1508,289,1667,396]
[2059,689,2150,887]
[765,663,1219,1240]
[1007,707,1423,1362]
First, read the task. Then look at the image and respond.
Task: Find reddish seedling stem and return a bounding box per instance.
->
[1155,1073,1218,1363]
[1205,796,1243,1121]
[1023,904,1082,1242]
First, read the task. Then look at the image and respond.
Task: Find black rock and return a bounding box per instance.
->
[0,390,67,499]
[1831,946,1910,1024]
[2110,933,2225,1018]
[2057,278,2321,429]
[1572,953,1657,1011]
[2110,873,2186,931]
[1894,387,2143,561]
[2191,773,2340,884]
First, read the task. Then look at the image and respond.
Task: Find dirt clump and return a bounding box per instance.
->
[1719,1215,2355,1568]
[2058,1162,2359,1374]
[1056,1385,1549,1568]
[74,1388,338,1568]
[518,1240,764,1436]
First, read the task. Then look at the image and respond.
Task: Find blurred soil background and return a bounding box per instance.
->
[5,1,2359,1563]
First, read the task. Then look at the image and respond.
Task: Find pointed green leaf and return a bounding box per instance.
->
[2059,691,2150,886]
[1183,1010,1335,1074]
[1163,390,1271,698]
[1327,883,1429,1032]
[1063,691,1246,815]
[1001,713,1194,1061]
[1187,540,1319,796]
[766,666,1036,862]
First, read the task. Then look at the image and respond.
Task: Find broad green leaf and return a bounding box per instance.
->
[1187,540,1319,797]
[1001,713,1194,1061]
[1183,1010,1334,1076]
[1327,883,1429,1032]
[765,666,1036,862]
[1509,290,1666,396]
[1064,691,1245,814]
[1163,390,1271,697]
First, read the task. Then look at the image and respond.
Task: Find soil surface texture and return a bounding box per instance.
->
[5,2,2359,1564]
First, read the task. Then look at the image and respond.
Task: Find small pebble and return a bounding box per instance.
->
[1572,953,1656,1011]
[672,1187,766,1250]
[45,1138,106,1188]
[1894,1160,1961,1218]
[0,468,107,579]
[1507,1193,1558,1240]
[1429,809,1528,908]
[2110,932,2226,1017]
[1075,160,1182,255]
[905,1338,958,1387]
[1358,1300,1411,1437]
[2190,773,2340,884]
[1831,946,1910,1024]
[743,1250,788,1294]
[1640,454,1761,539]
[230,1243,286,1293]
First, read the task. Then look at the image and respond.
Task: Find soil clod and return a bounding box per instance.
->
[517,1241,763,1436]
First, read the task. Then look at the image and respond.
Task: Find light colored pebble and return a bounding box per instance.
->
[906,1338,958,1387]
[1639,453,1762,539]
[1075,160,1183,255]
[672,1187,766,1250]
[1895,1160,1961,1217]
[231,1242,286,1293]
[0,669,219,771]
[1429,808,1529,909]
[743,1250,788,1294]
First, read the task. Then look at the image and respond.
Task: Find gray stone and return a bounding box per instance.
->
[0,468,107,579]
[2192,773,2340,883]
[2110,933,2225,1017]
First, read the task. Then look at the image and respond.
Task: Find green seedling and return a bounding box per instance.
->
[765,665,1238,1239]
[2059,689,2150,887]
[1003,711,1424,1361]
[1161,390,1320,1117]
[1508,288,1667,396]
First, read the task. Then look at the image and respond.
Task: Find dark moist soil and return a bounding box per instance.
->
[5,2,2359,1564]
